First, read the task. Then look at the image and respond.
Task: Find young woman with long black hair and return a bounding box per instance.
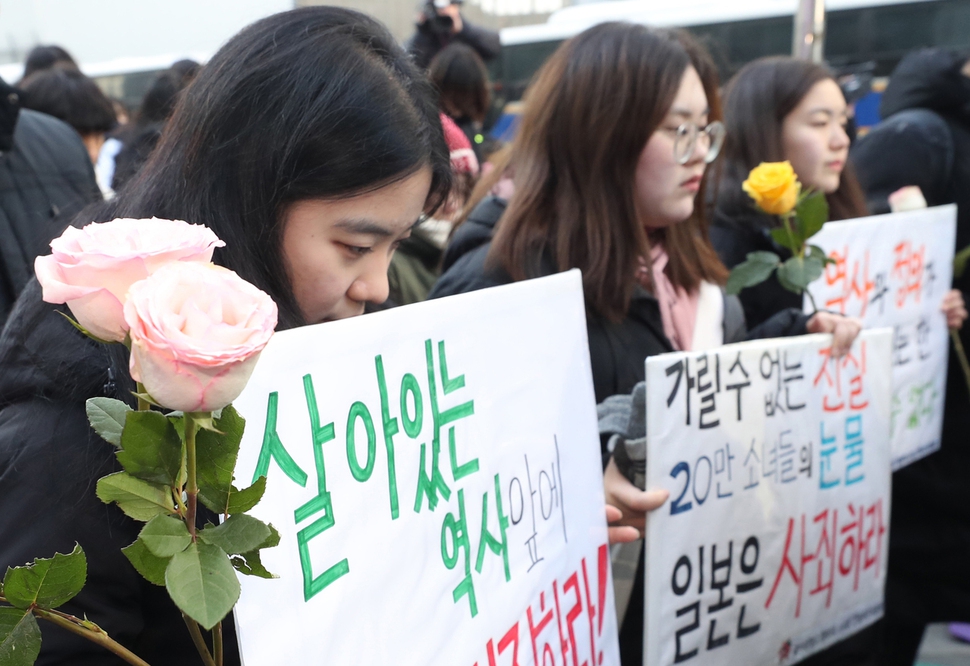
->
[0,8,450,664]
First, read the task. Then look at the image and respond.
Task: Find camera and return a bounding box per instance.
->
[423,0,463,36]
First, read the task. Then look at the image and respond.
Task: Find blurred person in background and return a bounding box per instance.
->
[710,57,870,330]
[0,72,101,329]
[17,44,77,84]
[19,65,116,165]
[406,0,500,70]
[109,99,130,127]
[429,43,495,163]
[109,59,201,193]
[387,113,479,306]
[851,48,970,665]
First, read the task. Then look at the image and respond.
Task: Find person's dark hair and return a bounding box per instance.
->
[716,57,868,223]
[20,45,77,82]
[90,7,451,329]
[19,66,116,135]
[137,60,201,125]
[111,60,202,191]
[487,23,727,322]
[429,43,491,124]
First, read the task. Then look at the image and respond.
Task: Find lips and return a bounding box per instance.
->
[682,175,703,191]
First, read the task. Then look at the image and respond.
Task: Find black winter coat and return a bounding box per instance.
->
[405,17,500,70]
[851,48,970,631]
[0,282,240,665]
[0,78,102,328]
[710,207,802,329]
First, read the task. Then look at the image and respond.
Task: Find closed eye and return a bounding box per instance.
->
[341,243,373,257]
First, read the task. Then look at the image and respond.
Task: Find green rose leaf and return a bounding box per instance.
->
[139,516,192,558]
[769,227,799,253]
[197,406,246,514]
[725,251,781,295]
[165,541,240,630]
[199,515,271,555]
[121,539,169,586]
[230,550,276,579]
[96,472,175,522]
[227,522,279,578]
[795,190,829,240]
[117,411,182,486]
[2,544,86,610]
[777,254,826,294]
[259,524,281,550]
[226,476,266,515]
[85,398,131,448]
[809,244,837,267]
[0,607,41,666]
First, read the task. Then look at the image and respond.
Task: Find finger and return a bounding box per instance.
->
[830,322,856,358]
[621,488,670,513]
[608,525,641,545]
[805,313,829,334]
[605,504,623,523]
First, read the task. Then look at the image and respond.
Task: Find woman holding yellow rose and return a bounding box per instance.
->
[710,57,870,329]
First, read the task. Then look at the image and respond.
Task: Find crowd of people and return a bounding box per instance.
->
[0,4,969,665]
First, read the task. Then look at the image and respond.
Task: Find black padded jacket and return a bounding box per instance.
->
[0,78,102,329]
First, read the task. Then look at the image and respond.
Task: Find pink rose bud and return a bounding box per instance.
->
[888,186,928,213]
[124,262,278,413]
[34,218,225,342]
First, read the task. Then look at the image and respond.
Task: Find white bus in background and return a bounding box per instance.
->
[488,0,970,134]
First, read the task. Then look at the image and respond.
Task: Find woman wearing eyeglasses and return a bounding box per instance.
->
[710,57,871,330]
[430,24,860,662]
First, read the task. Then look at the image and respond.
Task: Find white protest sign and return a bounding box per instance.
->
[805,205,957,469]
[644,329,892,666]
[231,270,620,666]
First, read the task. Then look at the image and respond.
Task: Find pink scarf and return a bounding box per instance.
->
[639,245,699,351]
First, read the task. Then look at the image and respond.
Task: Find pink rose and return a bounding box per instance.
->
[34,218,224,341]
[124,262,278,412]
[888,186,928,213]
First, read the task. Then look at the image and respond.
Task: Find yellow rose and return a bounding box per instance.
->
[742,161,801,216]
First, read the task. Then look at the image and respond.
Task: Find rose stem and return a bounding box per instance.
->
[29,606,151,666]
[182,412,219,666]
[805,288,819,314]
[135,382,150,412]
[782,213,800,257]
[184,412,201,540]
[950,328,970,398]
[182,613,217,666]
[213,621,224,666]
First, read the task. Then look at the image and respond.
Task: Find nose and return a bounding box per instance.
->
[685,132,708,166]
[347,256,390,306]
[832,122,850,150]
